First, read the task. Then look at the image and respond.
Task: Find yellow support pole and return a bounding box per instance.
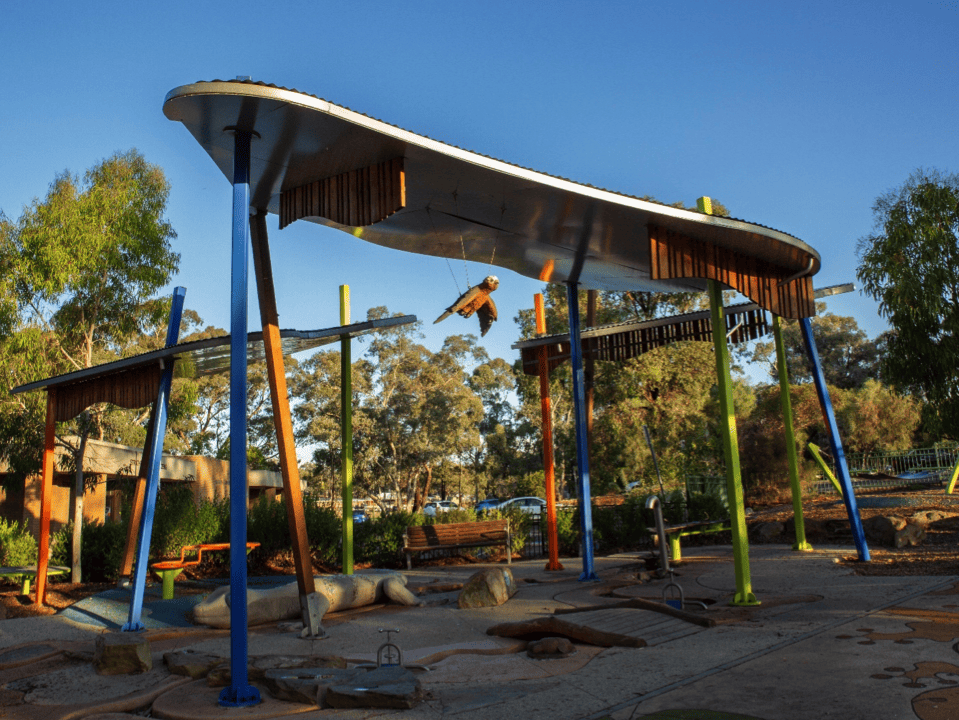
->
[340,285,354,575]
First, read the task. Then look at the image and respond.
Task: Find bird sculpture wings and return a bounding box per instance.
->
[434,275,499,336]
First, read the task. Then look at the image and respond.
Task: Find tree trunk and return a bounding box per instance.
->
[71,423,89,583]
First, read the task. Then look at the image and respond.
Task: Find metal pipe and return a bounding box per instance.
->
[799,318,870,562]
[221,129,261,708]
[645,495,670,576]
[566,282,599,581]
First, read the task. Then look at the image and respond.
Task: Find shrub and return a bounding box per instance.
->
[304,500,342,566]
[0,518,37,567]
[151,485,228,557]
[555,509,579,556]
[247,496,294,553]
[686,491,728,522]
[50,520,127,582]
[591,496,650,553]
[355,511,419,567]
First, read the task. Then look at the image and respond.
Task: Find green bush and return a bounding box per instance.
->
[0,518,37,567]
[151,485,228,557]
[50,520,127,582]
[686,491,728,522]
[304,500,342,566]
[590,497,650,553]
[555,509,579,556]
[355,511,420,567]
[247,496,294,553]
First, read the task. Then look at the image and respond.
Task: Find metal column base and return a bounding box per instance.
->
[300,592,328,638]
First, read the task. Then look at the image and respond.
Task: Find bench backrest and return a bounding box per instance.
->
[405,519,509,549]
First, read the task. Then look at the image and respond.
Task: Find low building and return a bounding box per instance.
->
[0,437,297,541]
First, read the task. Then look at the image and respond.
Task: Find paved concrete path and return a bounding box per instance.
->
[0,545,956,719]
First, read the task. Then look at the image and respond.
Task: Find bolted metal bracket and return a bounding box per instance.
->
[299,592,326,638]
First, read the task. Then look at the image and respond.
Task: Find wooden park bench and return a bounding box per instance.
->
[0,565,70,595]
[403,519,511,569]
[150,542,259,600]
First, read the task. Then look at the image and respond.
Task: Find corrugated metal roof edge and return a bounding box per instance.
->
[192,79,800,242]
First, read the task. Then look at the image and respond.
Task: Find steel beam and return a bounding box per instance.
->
[220,130,260,707]
[566,282,599,581]
[535,294,563,571]
[34,389,57,606]
[122,287,185,631]
[799,318,870,562]
[708,280,758,606]
[773,316,812,551]
[340,285,354,575]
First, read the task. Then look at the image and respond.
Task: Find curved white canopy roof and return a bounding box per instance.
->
[163,79,820,296]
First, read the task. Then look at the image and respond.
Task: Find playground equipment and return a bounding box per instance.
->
[161,77,866,705]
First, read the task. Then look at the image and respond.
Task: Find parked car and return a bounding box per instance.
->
[352,509,368,523]
[497,497,547,516]
[474,498,502,516]
[423,500,457,516]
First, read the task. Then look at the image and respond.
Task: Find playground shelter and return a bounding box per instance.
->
[10,295,414,631]
[33,76,864,707]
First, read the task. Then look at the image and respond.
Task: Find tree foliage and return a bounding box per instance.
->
[857,168,959,437]
[0,150,180,467]
[751,308,880,390]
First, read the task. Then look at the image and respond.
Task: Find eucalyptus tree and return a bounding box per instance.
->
[0,149,179,580]
[857,168,959,438]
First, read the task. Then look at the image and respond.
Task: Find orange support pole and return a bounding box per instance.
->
[35,389,57,606]
[536,294,563,571]
[250,211,316,600]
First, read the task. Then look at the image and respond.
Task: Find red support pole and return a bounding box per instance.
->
[35,389,56,606]
[536,294,563,571]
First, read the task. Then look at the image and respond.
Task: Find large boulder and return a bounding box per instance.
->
[862,515,906,546]
[862,515,926,548]
[895,522,926,548]
[94,633,152,675]
[458,568,518,609]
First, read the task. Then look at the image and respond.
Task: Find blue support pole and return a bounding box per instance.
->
[122,286,186,632]
[799,317,870,562]
[566,282,599,581]
[220,130,261,708]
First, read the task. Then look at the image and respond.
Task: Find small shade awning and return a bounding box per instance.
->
[163,80,820,318]
[512,302,768,376]
[10,316,415,421]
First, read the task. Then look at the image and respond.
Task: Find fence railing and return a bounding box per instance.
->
[812,446,959,495]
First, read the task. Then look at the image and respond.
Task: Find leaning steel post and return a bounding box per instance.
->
[798,318,870,562]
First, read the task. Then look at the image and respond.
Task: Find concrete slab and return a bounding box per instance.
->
[0,547,956,720]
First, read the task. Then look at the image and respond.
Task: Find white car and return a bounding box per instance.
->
[497,497,547,516]
[423,500,457,516]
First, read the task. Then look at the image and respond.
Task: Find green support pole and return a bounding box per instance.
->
[773,316,813,551]
[708,279,759,606]
[807,442,845,496]
[340,285,354,575]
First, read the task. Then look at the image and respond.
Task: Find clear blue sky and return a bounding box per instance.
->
[3,1,957,376]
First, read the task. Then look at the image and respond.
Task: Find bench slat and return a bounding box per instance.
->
[404,520,511,568]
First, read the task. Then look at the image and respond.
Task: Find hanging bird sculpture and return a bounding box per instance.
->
[434,275,499,336]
